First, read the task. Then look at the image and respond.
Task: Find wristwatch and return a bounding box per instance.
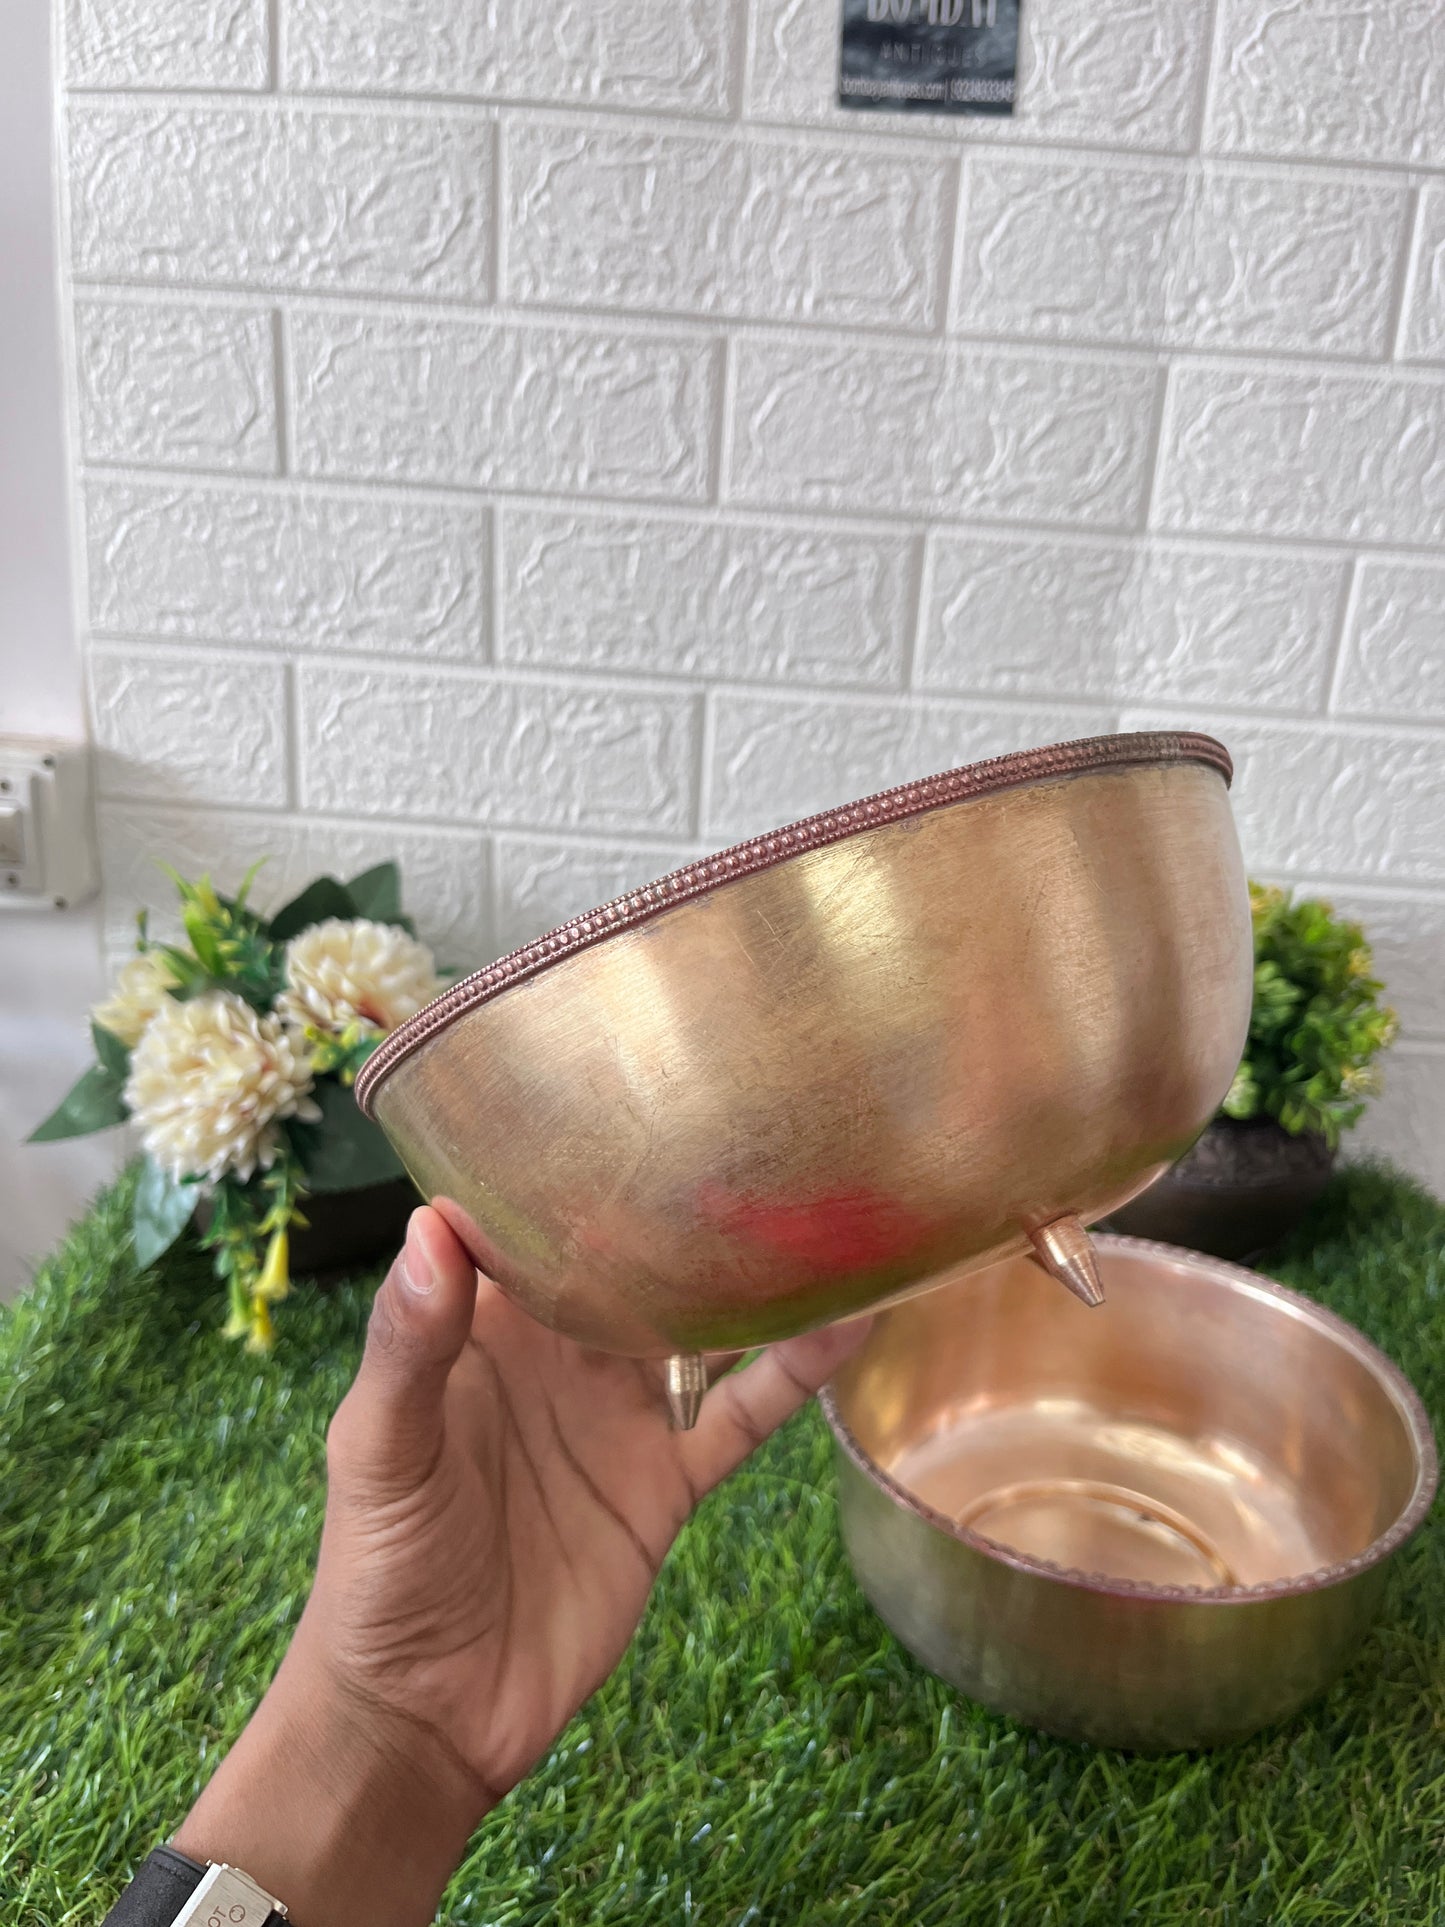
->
[102,1847,287,1927]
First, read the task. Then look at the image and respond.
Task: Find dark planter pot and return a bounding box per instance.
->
[194,1178,418,1284]
[290,1179,419,1282]
[1104,1118,1335,1262]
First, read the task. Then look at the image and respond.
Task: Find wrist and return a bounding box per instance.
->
[174,1626,489,1927]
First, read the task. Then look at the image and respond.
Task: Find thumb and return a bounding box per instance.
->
[329,1205,478,1492]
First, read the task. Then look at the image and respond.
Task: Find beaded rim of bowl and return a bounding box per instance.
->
[356,730,1232,1117]
[821,1233,1439,1606]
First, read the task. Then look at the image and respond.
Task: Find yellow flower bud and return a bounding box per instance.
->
[245,1294,276,1354]
[255,1227,291,1303]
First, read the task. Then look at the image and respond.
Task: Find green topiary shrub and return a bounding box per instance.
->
[1222,884,1397,1148]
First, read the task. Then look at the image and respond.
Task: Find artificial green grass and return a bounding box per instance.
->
[2,1166,1442,1927]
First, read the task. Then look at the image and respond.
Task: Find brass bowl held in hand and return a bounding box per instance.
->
[357,733,1252,1410]
[823,1236,1437,1751]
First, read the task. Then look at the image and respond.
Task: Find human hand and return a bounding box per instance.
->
[175,1206,869,1927]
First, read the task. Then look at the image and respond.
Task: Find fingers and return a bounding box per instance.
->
[701,1349,746,1383]
[330,1206,479,1490]
[678,1316,873,1498]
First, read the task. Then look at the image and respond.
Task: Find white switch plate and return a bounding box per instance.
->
[0,738,98,910]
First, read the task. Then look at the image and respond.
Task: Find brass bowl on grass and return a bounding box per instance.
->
[823,1235,1437,1751]
[357,733,1251,1420]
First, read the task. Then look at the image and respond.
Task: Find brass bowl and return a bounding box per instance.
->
[823,1235,1438,1751]
[357,733,1251,1385]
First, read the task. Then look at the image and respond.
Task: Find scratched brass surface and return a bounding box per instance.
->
[824,1236,1437,1750]
[373,758,1250,1356]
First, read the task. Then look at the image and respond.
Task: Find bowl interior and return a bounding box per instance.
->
[831,1237,1431,1594]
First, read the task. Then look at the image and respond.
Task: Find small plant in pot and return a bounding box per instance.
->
[30,860,445,1349]
[1108,884,1397,1260]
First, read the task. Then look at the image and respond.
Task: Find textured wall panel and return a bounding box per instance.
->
[1334,561,1445,722]
[70,103,491,301]
[89,646,289,807]
[1208,0,1445,168]
[75,301,278,473]
[920,535,1341,710]
[64,0,268,89]
[730,339,1159,527]
[298,665,699,835]
[85,478,487,661]
[954,157,1403,356]
[1157,367,1445,547]
[288,0,734,113]
[500,507,909,686]
[292,312,716,501]
[1352,1048,1445,1198]
[507,122,949,331]
[1401,187,1445,365]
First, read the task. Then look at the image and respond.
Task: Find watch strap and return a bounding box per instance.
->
[102,1846,286,1927]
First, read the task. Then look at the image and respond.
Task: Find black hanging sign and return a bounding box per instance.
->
[838,0,1020,116]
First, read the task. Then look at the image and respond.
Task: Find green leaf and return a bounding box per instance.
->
[28,1064,129,1142]
[155,945,225,1003]
[90,1022,131,1080]
[132,1161,199,1269]
[154,944,211,991]
[295,1079,406,1193]
[268,877,358,943]
[181,902,226,976]
[345,861,403,925]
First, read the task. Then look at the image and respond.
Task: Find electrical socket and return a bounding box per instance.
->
[0,738,99,911]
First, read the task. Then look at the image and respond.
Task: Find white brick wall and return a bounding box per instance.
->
[86,478,489,659]
[290,311,718,499]
[296,663,700,835]
[89,644,290,807]
[56,0,1445,1193]
[69,103,493,301]
[918,535,1343,710]
[1403,187,1445,365]
[728,338,1160,525]
[76,299,280,471]
[952,158,1406,356]
[1207,0,1445,170]
[1156,365,1445,547]
[64,0,270,90]
[286,0,736,113]
[505,123,951,330]
[499,507,911,687]
[1335,560,1445,722]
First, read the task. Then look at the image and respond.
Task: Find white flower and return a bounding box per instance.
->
[92,950,182,1048]
[276,918,441,1038]
[125,990,319,1186]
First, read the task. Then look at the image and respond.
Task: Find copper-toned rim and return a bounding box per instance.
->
[357,730,1232,1116]
[821,1233,1439,1607]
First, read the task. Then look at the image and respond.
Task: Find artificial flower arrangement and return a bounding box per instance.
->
[1219,883,1397,1146]
[31,861,442,1350]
